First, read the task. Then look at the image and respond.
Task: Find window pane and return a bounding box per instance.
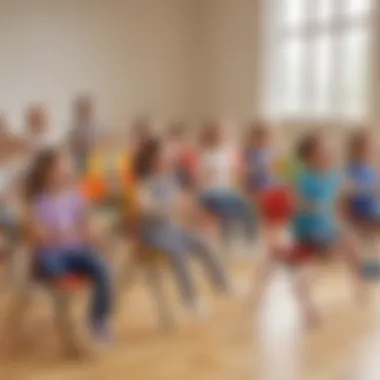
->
[311,34,332,114]
[342,0,372,16]
[314,0,335,22]
[282,0,305,27]
[339,28,369,118]
[280,38,305,114]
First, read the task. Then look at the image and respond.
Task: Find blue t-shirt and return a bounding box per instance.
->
[347,163,379,194]
[292,169,341,241]
[244,148,274,190]
[347,163,380,217]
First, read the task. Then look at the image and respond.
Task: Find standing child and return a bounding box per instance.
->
[24,149,113,343]
[24,105,56,152]
[68,95,103,174]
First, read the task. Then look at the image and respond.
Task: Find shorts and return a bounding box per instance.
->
[283,230,339,266]
[347,195,380,222]
[245,174,273,193]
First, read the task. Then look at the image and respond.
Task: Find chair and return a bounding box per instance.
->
[118,189,174,330]
[42,273,90,355]
[4,215,91,356]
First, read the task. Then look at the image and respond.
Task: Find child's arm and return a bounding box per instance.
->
[137,185,168,217]
[23,203,58,247]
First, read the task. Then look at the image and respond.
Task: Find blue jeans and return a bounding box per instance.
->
[141,219,228,305]
[199,190,256,245]
[35,247,112,325]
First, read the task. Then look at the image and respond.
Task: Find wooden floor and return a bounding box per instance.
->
[0,257,379,380]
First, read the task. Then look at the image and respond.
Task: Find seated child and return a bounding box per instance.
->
[166,121,198,189]
[242,121,276,195]
[345,130,380,224]
[292,133,364,298]
[24,148,113,343]
[250,132,364,327]
[133,137,231,316]
[197,121,256,250]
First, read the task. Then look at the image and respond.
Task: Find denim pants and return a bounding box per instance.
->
[141,219,228,305]
[199,190,256,245]
[35,247,112,325]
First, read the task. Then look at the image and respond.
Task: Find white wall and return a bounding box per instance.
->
[0,0,196,133]
[197,0,261,123]
[3,0,375,134]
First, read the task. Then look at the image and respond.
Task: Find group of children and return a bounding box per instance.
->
[1,97,379,351]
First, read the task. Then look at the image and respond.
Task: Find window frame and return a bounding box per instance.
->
[261,0,375,124]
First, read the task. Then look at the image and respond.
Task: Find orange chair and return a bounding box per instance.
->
[54,273,89,292]
[81,176,107,203]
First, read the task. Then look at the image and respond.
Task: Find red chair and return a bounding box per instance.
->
[259,185,296,224]
[275,243,317,266]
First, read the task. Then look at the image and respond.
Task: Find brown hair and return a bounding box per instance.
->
[347,129,370,164]
[199,120,221,147]
[168,121,187,139]
[246,120,270,145]
[297,132,320,163]
[133,137,162,180]
[24,149,59,202]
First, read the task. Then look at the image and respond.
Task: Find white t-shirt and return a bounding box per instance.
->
[28,133,58,153]
[200,147,236,191]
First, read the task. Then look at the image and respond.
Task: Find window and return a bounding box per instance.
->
[263,0,374,121]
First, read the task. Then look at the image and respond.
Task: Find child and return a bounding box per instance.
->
[197,121,255,252]
[292,133,364,315]
[345,130,380,225]
[166,122,198,190]
[24,105,56,152]
[133,137,231,316]
[344,130,380,277]
[0,116,27,278]
[68,95,104,174]
[250,132,364,327]
[24,148,113,342]
[242,121,276,196]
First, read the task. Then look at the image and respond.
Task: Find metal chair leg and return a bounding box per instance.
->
[4,283,33,333]
[51,290,78,356]
[142,263,174,330]
[117,258,138,302]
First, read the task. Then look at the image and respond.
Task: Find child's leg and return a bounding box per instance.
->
[63,250,113,329]
[141,262,174,329]
[147,228,199,308]
[36,251,67,280]
[229,193,256,244]
[335,230,366,302]
[181,230,230,292]
[293,265,319,328]
[200,192,235,249]
[248,248,276,308]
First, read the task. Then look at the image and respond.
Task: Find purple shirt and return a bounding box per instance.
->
[32,188,87,252]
